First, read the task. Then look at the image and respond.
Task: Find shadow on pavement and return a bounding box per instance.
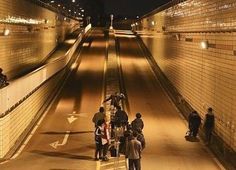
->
[31,150,94,161]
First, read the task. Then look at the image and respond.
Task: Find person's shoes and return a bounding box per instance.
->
[102,156,109,161]
[94,158,99,161]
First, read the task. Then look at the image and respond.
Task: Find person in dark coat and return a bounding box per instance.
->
[188,111,201,137]
[131,113,144,132]
[203,107,215,144]
[114,106,128,128]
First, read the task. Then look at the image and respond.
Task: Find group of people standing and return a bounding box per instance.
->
[92,92,145,170]
[187,107,215,144]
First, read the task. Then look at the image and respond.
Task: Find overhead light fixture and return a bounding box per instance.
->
[176,34,180,41]
[200,40,208,49]
[3,28,10,36]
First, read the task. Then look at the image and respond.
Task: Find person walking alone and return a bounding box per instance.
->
[203,107,215,145]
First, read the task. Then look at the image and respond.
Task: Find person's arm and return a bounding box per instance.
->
[92,114,96,123]
[103,96,111,103]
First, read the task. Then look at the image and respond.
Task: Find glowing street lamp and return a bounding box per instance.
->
[110,14,113,30]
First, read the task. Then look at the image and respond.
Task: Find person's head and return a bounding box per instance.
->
[136,112,142,119]
[208,107,213,112]
[99,106,104,113]
[97,119,105,126]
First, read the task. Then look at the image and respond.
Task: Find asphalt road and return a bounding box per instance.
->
[0,29,107,170]
[0,29,225,170]
[115,30,223,170]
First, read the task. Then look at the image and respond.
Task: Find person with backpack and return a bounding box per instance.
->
[203,107,215,144]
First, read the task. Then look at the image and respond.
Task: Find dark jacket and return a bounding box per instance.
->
[131,118,144,131]
[204,113,214,129]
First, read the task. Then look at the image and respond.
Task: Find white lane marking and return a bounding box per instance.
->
[106,166,126,170]
[50,131,70,149]
[96,159,101,170]
[100,159,126,167]
[67,115,78,124]
[0,160,9,164]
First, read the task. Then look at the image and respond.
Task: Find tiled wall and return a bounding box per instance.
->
[0,0,80,158]
[0,70,66,157]
[0,0,79,79]
[135,0,236,152]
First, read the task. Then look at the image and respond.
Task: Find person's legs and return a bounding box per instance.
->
[134,159,141,170]
[95,144,99,159]
[102,143,109,161]
[205,128,212,144]
[192,127,199,137]
[129,159,134,170]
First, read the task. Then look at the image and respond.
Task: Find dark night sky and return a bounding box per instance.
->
[102,0,172,17]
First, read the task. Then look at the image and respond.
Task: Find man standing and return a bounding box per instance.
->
[188,111,201,138]
[126,131,142,170]
[131,113,144,132]
[92,107,105,127]
[203,107,215,144]
[114,106,128,128]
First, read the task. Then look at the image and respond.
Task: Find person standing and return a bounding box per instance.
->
[203,107,215,144]
[101,120,110,161]
[126,131,142,170]
[188,111,201,138]
[94,119,103,160]
[114,106,128,128]
[131,113,144,132]
[92,107,105,127]
[192,111,201,138]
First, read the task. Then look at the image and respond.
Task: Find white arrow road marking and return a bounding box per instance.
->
[50,131,70,149]
[67,115,78,124]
